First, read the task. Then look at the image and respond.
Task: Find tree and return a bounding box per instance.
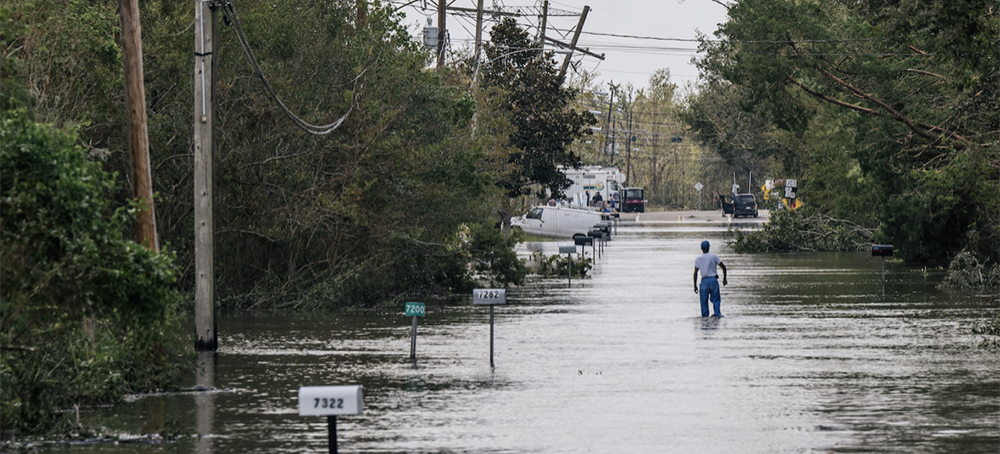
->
[693,0,999,264]
[1,108,188,436]
[480,18,596,200]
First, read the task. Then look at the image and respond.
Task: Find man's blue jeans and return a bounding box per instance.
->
[699,277,721,317]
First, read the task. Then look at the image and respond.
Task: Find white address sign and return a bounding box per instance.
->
[472,288,506,305]
[298,385,364,416]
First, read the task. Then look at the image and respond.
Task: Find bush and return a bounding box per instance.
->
[939,251,1000,290]
[1,111,190,437]
[972,315,1000,349]
[529,251,592,278]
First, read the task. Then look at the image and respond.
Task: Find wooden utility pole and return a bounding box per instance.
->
[537,0,548,43]
[356,0,367,28]
[559,5,589,79]
[193,0,217,351]
[118,0,158,251]
[474,0,484,65]
[437,0,447,69]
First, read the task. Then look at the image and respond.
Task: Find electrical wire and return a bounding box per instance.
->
[221,2,354,135]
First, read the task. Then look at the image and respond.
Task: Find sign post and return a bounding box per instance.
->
[473,289,507,367]
[298,385,364,454]
[871,245,893,296]
[559,245,576,288]
[404,302,426,360]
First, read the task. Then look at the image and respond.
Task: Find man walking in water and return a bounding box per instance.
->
[694,240,728,317]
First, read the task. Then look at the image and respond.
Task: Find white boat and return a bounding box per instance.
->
[511,205,609,239]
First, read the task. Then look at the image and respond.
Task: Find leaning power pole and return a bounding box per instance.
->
[559,5,589,79]
[118,0,158,251]
[193,0,218,351]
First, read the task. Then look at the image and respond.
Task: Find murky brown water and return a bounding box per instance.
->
[33,223,999,453]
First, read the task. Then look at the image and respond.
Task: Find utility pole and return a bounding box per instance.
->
[474,0,484,66]
[437,0,447,70]
[356,0,367,28]
[603,85,614,164]
[537,0,548,43]
[559,5,589,79]
[193,0,217,351]
[626,92,633,185]
[118,0,158,251]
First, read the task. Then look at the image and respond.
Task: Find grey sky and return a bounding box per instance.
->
[395,0,731,90]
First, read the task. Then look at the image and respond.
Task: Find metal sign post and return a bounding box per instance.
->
[559,245,576,288]
[871,245,893,296]
[298,386,364,454]
[404,302,426,360]
[473,289,507,367]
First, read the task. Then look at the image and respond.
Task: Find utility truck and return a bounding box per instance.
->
[557,166,623,208]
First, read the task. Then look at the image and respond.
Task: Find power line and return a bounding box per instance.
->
[221,2,353,135]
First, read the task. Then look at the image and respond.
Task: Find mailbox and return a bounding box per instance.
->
[871,244,893,257]
[574,235,593,247]
[559,245,576,254]
[298,385,363,416]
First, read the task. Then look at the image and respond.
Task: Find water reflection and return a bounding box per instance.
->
[195,352,214,454]
[38,224,999,453]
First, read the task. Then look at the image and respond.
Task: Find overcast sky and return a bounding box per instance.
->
[393,0,731,90]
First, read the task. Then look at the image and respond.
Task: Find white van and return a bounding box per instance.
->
[511,205,608,238]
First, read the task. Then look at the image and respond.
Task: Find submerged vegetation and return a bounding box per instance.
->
[972,315,1000,349]
[940,252,1000,291]
[731,208,872,253]
[529,251,593,278]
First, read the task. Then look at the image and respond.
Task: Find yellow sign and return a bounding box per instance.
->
[782,198,804,210]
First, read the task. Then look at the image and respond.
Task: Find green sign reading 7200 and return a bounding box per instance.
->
[404,302,425,317]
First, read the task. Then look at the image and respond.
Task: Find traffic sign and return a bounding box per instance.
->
[694,182,703,191]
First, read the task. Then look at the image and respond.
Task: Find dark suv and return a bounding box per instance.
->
[733,194,758,218]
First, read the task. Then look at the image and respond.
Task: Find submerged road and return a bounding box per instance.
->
[45,212,999,454]
[620,208,771,227]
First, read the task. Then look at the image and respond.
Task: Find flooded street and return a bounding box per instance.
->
[43,221,998,453]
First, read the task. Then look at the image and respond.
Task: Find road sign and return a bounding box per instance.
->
[404,302,425,317]
[298,386,364,416]
[694,182,703,191]
[785,187,797,198]
[473,289,506,305]
[786,179,797,188]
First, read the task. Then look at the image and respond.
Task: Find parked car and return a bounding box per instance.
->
[733,194,758,217]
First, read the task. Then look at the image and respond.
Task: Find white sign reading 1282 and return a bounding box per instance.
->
[473,288,506,305]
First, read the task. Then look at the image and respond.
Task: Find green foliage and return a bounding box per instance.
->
[939,251,1000,290]
[731,208,871,253]
[481,18,596,199]
[529,251,592,278]
[1,111,189,437]
[467,224,529,288]
[972,315,1000,349]
[691,0,999,266]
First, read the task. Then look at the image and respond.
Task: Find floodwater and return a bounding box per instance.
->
[36,222,999,453]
